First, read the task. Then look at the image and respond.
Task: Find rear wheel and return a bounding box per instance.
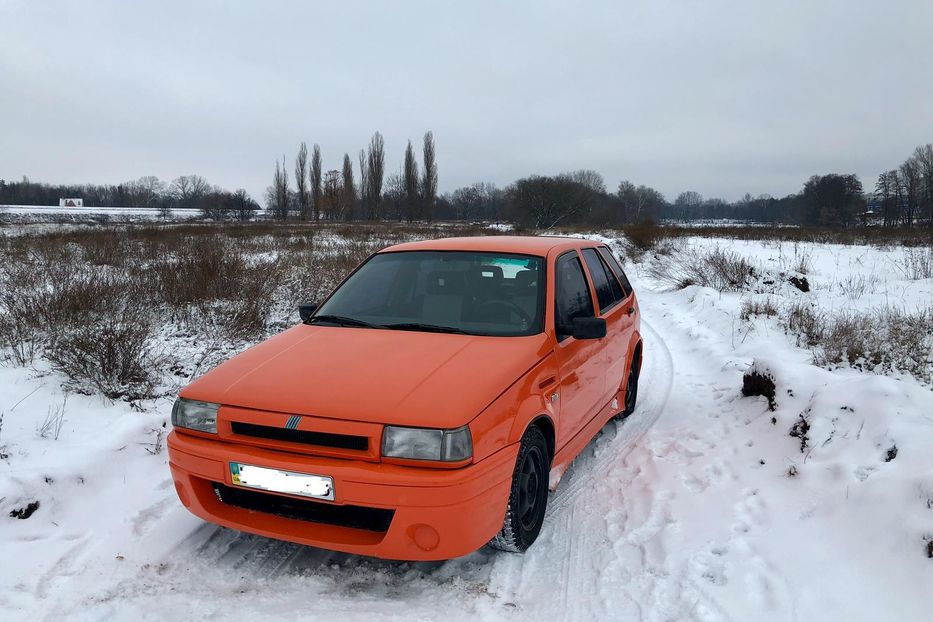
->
[489,426,550,553]
[615,357,640,420]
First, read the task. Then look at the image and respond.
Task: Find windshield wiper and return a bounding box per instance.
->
[306,314,380,329]
[384,322,471,335]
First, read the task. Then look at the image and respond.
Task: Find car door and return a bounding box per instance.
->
[581,247,635,400]
[552,251,607,441]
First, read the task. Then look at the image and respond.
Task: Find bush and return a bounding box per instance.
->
[621,221,665,255]
[648,246,755,292]
[897,247,933,280]
[45,306,161,400]
[783,303,933,384]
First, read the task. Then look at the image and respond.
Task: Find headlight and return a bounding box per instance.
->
[382,425,472,462]
[171,398,219,433]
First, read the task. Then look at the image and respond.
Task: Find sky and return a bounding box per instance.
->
[2,0,932,203]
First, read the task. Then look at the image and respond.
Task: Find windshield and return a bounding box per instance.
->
[314,250,545,336]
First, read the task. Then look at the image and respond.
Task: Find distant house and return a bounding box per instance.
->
[59,198,84,207]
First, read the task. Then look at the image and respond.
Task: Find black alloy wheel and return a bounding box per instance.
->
[489,426,550,553]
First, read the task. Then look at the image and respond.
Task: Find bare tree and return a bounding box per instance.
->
[899,157,921,227]
[385,172,405,221]
[421,131,437,222]
[341,153,356,220]
[367,132,385,219]
[267,157,290,220]
[617,180,665,223]
[876,171,902,227]
[506,174,601,229]
[232,188,259,222]
[358,149,369,220]
[136,176,164,207]
[295,142,310,220]
[913,143,933,227]
[875,172,894,227]
[403,140,420,221]
[170,174,210,208]
[322,170,341,220]
[310,144,323,221]
[569,169,606,193]
[447,182,503,221]
[674,191,704,221]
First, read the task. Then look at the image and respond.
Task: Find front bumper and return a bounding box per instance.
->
[167,430,517,560]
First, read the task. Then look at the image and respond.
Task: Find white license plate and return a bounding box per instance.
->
[230,462,334,501]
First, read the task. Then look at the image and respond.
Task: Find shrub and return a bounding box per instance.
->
[45,303,161,400]
[897,247,933,280]
[784,302,825,346]
[783,304,933,384]
[648,246,755,292]
[621,221,665,255]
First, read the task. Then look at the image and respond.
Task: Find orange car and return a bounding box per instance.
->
[168,236,641,560]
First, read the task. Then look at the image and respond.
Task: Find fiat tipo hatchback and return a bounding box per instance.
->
[168,236,641,560]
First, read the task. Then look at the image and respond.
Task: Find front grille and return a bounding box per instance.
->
[213,483,394,533]
[230,421,369,451]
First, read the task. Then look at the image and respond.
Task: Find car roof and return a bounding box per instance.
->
[381,235,601,256]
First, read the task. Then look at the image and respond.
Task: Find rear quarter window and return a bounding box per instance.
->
[582,248,623,312]
[597,246,633,298]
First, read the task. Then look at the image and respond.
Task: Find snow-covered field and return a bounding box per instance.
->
[0,204,197,220]
[1,228,931,621]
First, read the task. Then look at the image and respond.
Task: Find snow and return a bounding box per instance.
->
[1,230,930,621]
[0,204,197,219]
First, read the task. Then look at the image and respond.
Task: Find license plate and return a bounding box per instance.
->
[229,462,335,501]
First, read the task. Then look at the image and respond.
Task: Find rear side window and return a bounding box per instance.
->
[597,246,633,297]
[555,253,595,341]
[582,248,624,311]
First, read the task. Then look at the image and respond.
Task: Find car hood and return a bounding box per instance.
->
[181,325,552,428]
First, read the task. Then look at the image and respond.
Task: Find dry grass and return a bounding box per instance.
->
[654,225,933,248]
[620,222,665,256]
[783,302,932,384]
[741,298,779,320]
[896,247,933,280]
[0,222,493,400]
[647,246,756,292]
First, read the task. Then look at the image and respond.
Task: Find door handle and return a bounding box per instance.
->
[626,306,635,316]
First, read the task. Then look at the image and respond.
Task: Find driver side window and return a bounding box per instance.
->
[555,253,595,341]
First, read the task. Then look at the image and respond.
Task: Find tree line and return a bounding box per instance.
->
[0,175,260,221]
[7,139,931,228]
[267,131,438,222]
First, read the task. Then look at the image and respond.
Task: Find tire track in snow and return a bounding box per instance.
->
[484,316,675,621]
[547,317,675,514]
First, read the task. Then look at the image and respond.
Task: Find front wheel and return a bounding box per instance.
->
[488,426,550,553]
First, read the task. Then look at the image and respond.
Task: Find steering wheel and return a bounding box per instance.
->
[475,299,533,326]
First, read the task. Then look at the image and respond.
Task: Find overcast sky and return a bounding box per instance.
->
[2,0,932,203]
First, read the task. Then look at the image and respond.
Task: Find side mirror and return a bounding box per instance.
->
[298,302,318,323]
[572,317,606,340]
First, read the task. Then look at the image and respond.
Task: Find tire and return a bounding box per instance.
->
[615,357,640,420]
[488,426,550,553]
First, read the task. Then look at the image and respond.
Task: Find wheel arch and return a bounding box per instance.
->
[527,414,556,461]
